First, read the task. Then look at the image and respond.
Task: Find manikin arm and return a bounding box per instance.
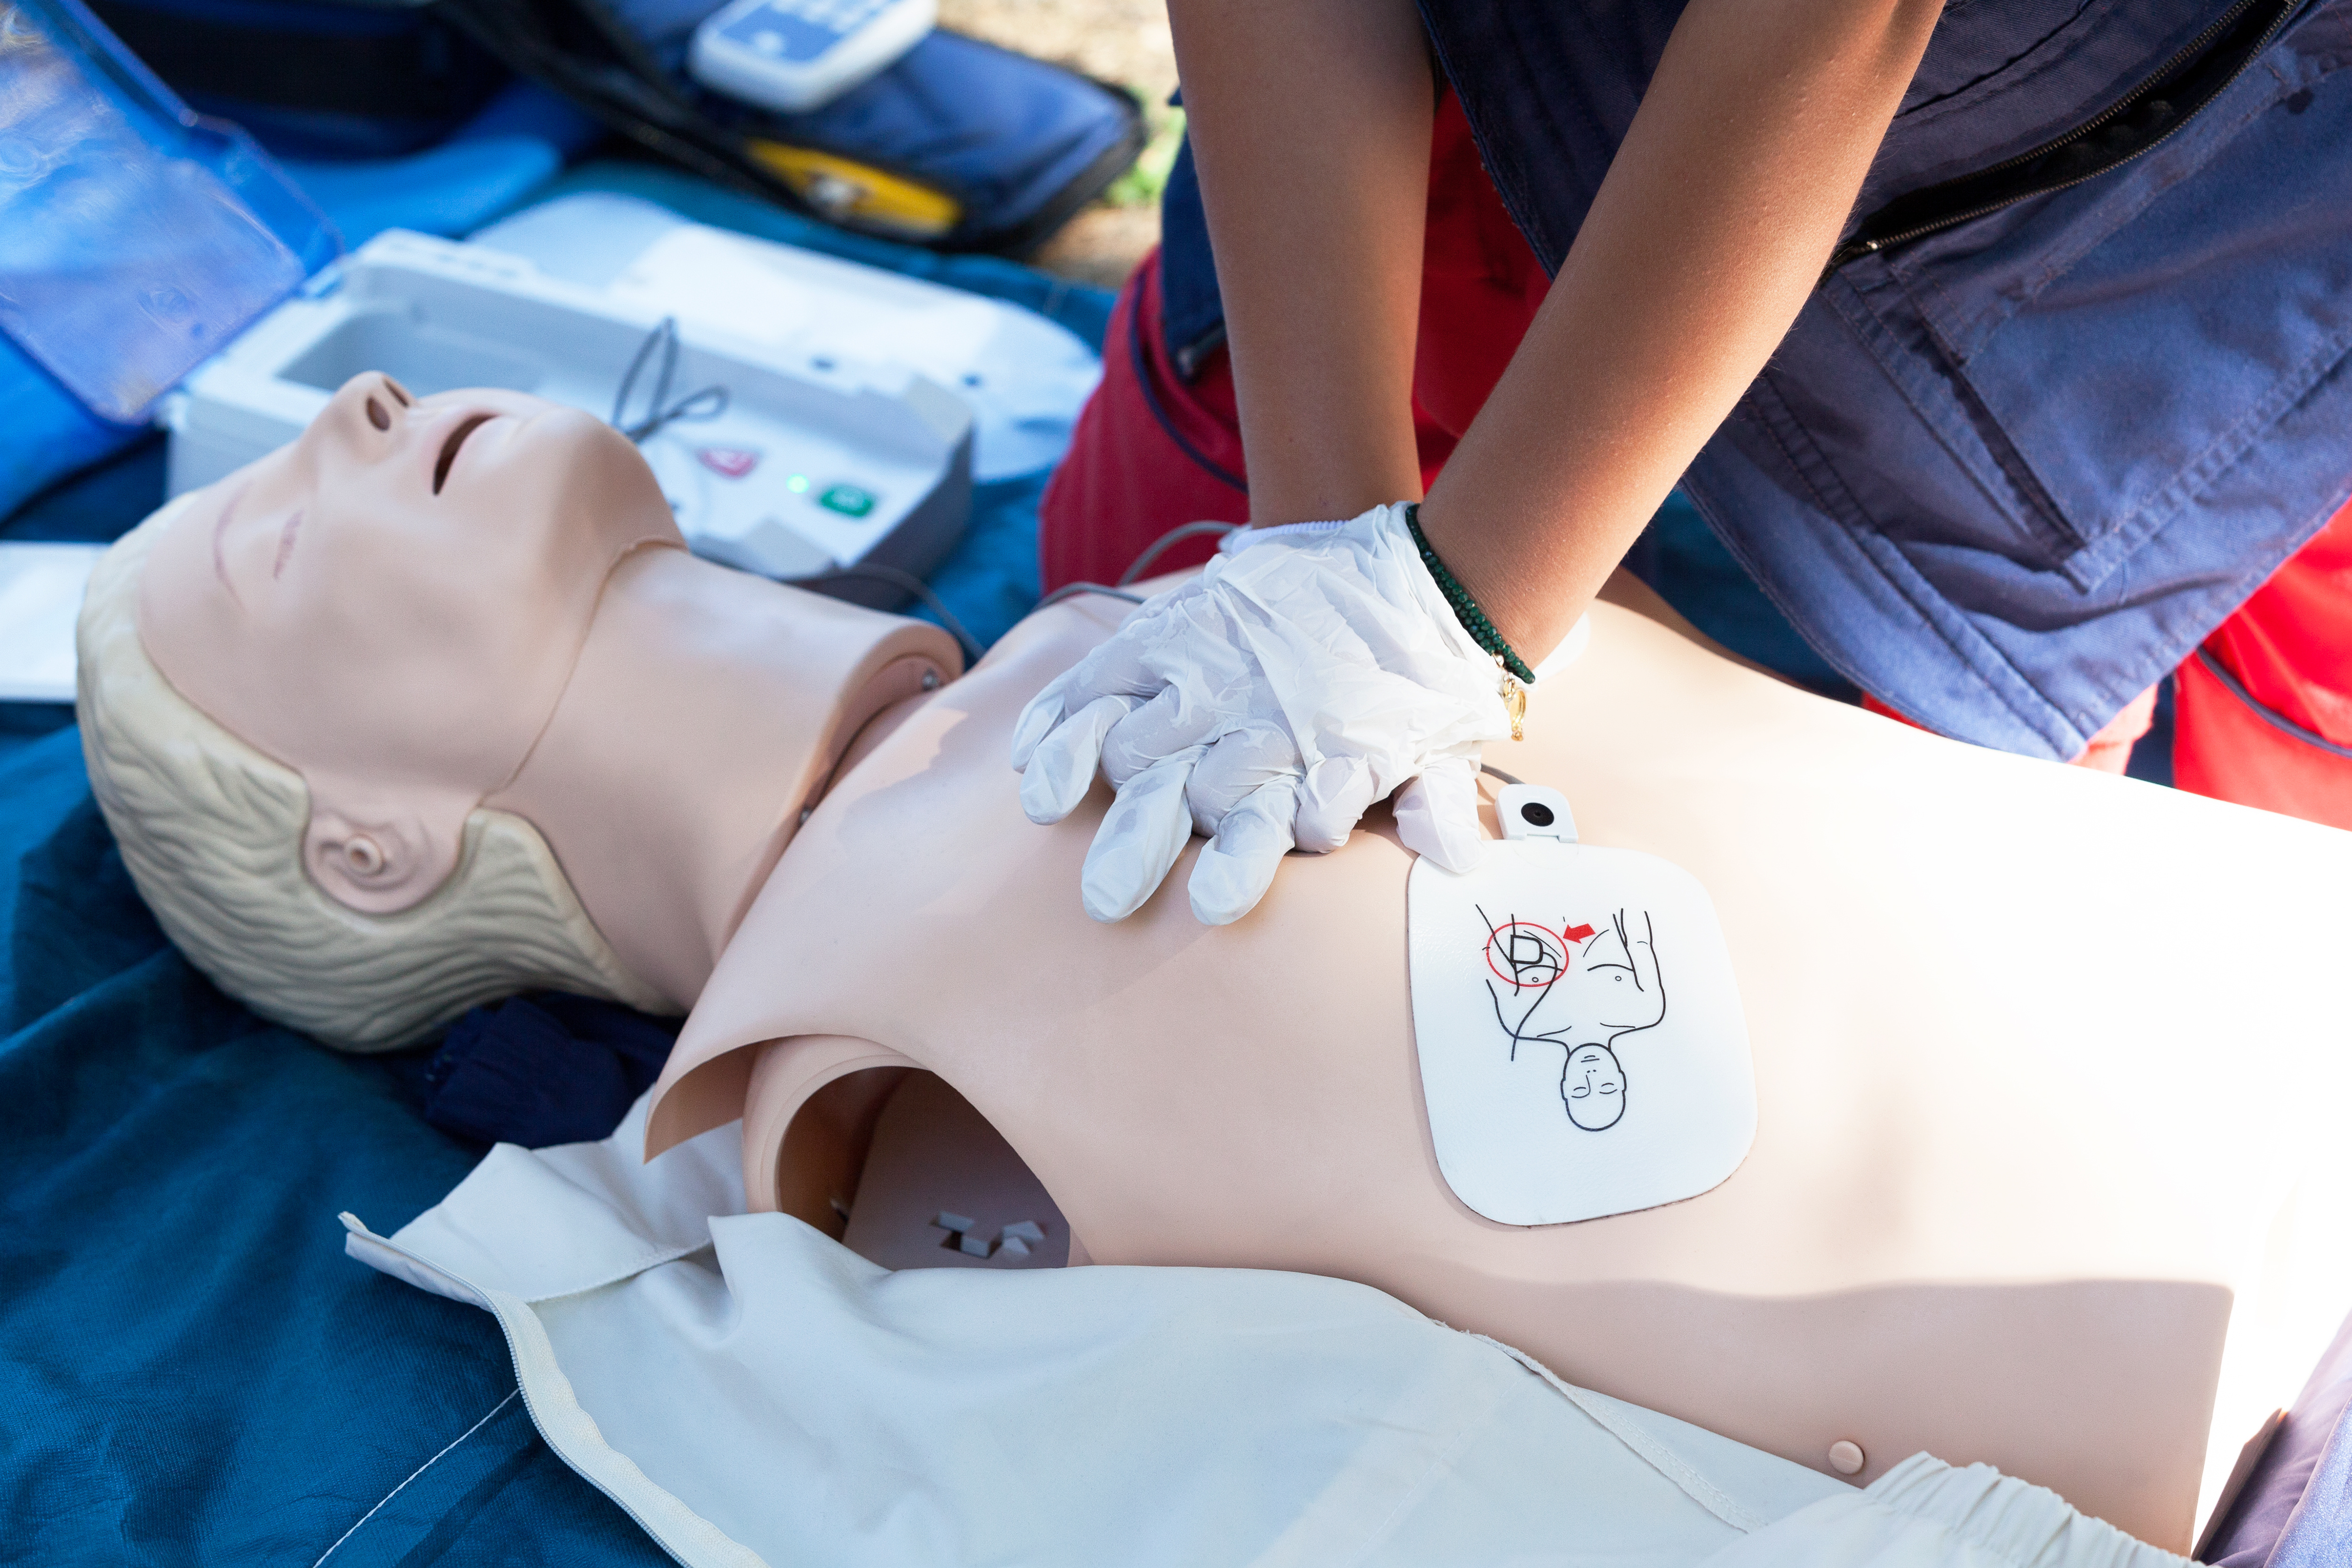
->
[1168,0,1948,664]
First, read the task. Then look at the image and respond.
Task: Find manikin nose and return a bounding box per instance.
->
[359,373,413,431]
[342,371,414,437]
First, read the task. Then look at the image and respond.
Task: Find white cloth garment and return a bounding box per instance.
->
[1715,1457,2191,1568]
[343,1099,2193,1568]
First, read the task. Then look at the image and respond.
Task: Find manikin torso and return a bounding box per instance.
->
[645,590,2352,1553]
[120,375,2352,1556]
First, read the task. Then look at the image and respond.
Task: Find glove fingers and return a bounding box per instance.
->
[1294,755,1378,852]
[1081,752,1201,923]
[1019,694,1134,825]
[1189,777,1299,926]
[1009,678,1073,772]
[1008,597,1185,772]
[1099,683,1222,786]
[1184,723,1300,835]
[1392,756,1486,874]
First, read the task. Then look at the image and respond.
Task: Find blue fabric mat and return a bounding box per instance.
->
[0,722,673,1565]
[0,169,1111,1564]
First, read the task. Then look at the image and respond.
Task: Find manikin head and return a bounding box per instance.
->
[140,372,684,912]
[79,373,684,1048]
[1561,1042,1626,1130]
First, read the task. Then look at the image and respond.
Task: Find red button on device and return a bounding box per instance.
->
[697,446,760,479]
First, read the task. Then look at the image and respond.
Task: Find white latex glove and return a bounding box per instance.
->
[1011,502,1516,925]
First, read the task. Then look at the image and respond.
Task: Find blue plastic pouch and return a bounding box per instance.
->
[0,0,335,422]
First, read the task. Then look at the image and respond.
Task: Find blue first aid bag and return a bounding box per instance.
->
[439,0,1145,252]
[0,0,335,424]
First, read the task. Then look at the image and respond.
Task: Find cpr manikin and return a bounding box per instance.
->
[80,374,2352,1555]
[83,372,958,1047]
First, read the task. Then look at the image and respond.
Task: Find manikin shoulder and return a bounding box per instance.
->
[659,588,1426,1125]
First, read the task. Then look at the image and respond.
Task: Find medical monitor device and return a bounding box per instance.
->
[164,225,973,601]
[688,0,936,113]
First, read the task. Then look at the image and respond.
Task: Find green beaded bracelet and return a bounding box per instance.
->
[1404,503,1537,685]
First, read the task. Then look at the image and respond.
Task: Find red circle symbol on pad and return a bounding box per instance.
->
[1485,922,1567,990]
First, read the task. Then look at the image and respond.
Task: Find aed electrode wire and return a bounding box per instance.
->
[1033,520,1246,612]
[612,316,729,443]
[1118,520,1239,585]
[814,564,988,664]
[1034,582,1145,611]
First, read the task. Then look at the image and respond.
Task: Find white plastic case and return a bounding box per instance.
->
[163,225,974,603]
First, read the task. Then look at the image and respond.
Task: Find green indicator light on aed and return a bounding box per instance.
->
[819,484,875,518]
[786,475,809,493]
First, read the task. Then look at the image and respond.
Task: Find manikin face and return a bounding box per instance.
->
[139,373,684,912]
[1562,1043,1626,1130]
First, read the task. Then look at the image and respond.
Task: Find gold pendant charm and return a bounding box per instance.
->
[1498,666,1526,742]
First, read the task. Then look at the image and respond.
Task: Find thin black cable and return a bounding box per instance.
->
[1118,520,1239,586]
[808,564,985,666]
[1129,295,1247,492]
[612,317,729,443]
[1035,582,1146,611]
[1479,763,1524,787]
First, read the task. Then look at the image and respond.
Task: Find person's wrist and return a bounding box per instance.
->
[1402,503,1537,685]
[1219,517,1353,556]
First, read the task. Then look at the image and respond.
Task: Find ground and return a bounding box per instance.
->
[938,0,1180,287]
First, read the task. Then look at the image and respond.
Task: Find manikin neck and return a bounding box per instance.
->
[487,547,955,1011]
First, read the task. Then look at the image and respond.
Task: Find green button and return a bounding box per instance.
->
[818,483,875,518]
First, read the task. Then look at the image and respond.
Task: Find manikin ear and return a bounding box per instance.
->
[301,777,476,915]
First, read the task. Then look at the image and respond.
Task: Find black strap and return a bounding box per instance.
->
[83,0,498,120]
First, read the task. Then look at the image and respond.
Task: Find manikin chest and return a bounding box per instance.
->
[647,598,2352,1552]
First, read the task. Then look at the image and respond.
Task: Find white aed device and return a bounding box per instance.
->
[164,223,974,601]
[1406,783,1757,1226]
[688,0,935,114]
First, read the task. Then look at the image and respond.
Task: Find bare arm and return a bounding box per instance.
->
[1169,0,1946,661]
[1165,0,1433,529]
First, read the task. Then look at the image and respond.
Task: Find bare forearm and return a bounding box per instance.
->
[1167,0,1432,526]
[1422,0,1945,661]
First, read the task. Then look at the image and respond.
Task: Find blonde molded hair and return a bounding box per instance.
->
[75,509,672,1052]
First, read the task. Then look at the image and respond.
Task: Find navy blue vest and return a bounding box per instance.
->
[1168,0,2352,757]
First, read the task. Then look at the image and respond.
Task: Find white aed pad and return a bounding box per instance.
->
[1407,812,1756,1226]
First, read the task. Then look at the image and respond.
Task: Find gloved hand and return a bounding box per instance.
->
[1011,502,1516,925]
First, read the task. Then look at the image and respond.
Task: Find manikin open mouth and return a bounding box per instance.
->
[433,414,496,495]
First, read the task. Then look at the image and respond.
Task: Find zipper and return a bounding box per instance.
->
[1825,0,2313,277]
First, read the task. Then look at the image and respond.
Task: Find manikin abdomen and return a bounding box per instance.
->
[647,595,2352,1552]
